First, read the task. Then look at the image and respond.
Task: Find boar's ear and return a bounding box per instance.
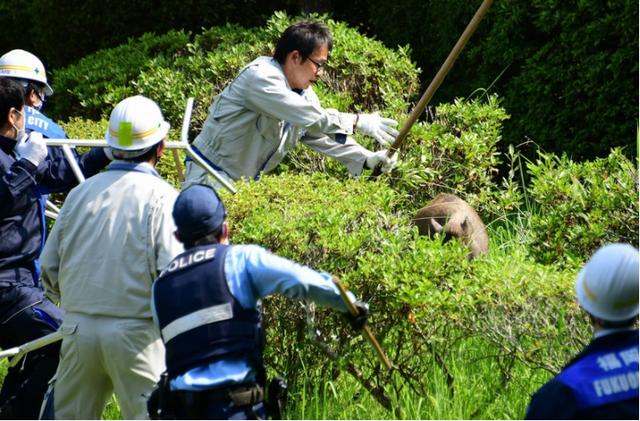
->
[460,216,469,233]
[430,218,443,233]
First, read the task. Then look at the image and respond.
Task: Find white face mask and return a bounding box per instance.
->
[11,109,27,142]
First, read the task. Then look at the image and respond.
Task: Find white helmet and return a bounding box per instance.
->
[576,243,639,322]
[0,49,53,96]
[106,95,170,158]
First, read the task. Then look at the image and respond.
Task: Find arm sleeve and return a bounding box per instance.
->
[36,148,109,193]
[149,191,184,277]
[235,66,356,135]
[225,245,355,312]
[301,132,374,176]
[0,159,40,217]
[525,379,577,419]
[40,207,63,304]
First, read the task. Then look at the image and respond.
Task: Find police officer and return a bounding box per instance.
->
[526,243,639,419]
[149,184,369,419]
[0,77,110,418]
[184,21,399,191]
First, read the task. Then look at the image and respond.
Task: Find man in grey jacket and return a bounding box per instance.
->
[184,21,399,190]
[40,96,183,419]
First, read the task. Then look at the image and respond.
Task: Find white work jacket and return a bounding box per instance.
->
[41,161,183,319]
[192,56,374,181]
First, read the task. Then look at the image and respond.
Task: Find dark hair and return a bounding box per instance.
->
[126,141,163,163]
[0,77,25,125]
[273,21,332,64]
[181,231,222,249]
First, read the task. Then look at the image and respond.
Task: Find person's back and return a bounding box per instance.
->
[526,243,639,420]
[47,164,179,318]
[40,95,182,420]
[149,184,368,419]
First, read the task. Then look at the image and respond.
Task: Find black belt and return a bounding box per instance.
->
[174,383,264,408]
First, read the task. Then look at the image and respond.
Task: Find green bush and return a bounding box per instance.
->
[526,148,639,264]
[281,94,521,223]
[222,172,587,418]
[50,11,420,136]
[49,31,191,121]
[332,0,638,161]
[389,95,519,218]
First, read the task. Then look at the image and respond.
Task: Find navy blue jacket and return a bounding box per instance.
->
[0,134,109,277]
[24,105,81,195]
[526,329,639,420]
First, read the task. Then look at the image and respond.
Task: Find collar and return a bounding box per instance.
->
[593,326,636,339]
[268,57,306,96]
[106,160,160,177]
[0,134,17,155]
[565,329,639,370]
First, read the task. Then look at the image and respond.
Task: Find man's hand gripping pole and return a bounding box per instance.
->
[333,276,393,370]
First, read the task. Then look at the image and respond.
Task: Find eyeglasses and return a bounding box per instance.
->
[307,56,327,72]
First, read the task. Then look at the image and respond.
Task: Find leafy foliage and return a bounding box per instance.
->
[222,173,588,418]
[526,148,639,264]
[49,31,191,121]
[331,0,638,160]
[389,95,518,218]
[0,0,299,69]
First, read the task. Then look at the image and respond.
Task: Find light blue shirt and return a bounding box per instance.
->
[164,244,353,391]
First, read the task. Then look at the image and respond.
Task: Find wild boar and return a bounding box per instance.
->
[413,193,489,259]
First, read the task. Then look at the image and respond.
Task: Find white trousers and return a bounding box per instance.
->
[51,312,165,419]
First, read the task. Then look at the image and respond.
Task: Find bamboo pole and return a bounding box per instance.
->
[371,0,494,176]
[333,276,393,370]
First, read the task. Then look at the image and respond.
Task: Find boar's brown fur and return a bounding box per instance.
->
[413,193,489,259]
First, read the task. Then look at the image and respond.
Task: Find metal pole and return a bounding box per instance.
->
[46,139,183,148]
[61,144,85,183]
[371,0,494,177]
[46,200,61,214]
[0,329,67,367]
[45,210,58,220]
[44,99,238,194]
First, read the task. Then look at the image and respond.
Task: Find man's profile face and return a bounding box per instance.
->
[285,44,329,90]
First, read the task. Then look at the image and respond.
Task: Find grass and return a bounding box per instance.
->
[283,339,554,419]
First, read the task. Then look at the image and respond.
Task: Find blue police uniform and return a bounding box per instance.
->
[0,133,109,418]
[152,242,352,419]
[526,329,639,419]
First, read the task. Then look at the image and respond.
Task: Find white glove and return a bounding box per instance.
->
[15,131,48,167]
[366,150,398,174]
[356,113,399,146]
